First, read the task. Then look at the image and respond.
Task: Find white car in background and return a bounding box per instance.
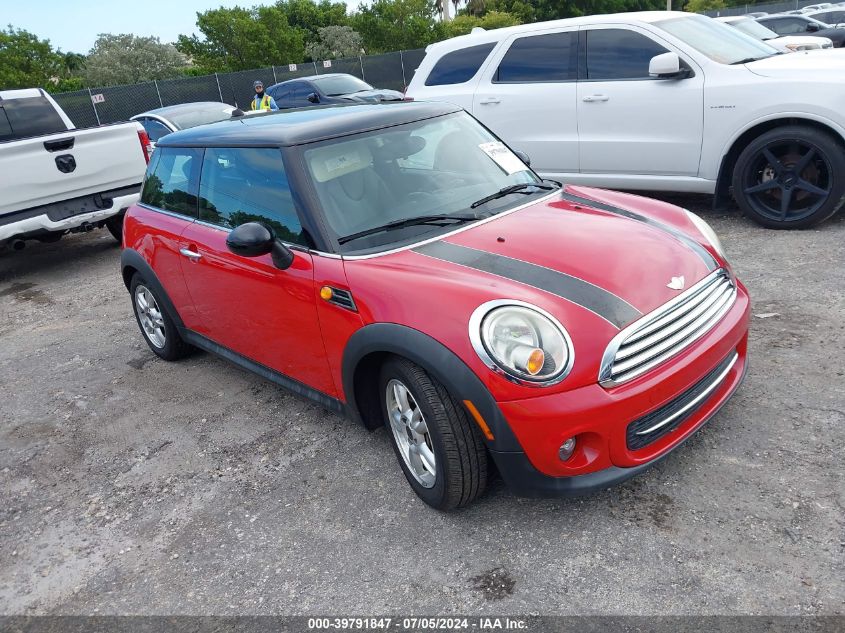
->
[716,16,833,50]
[407,11,845,228]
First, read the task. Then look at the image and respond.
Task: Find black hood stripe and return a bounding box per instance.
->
[413,241,641,329]
[559,192,718,270]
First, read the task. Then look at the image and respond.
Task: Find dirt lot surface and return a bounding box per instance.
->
[1,196,843,616]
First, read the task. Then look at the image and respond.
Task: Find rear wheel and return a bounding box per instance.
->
[105,213,124,243]
[130,273,192,361]
[732,125,845,229]
[379,357,487,510]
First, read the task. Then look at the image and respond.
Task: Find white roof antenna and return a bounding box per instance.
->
[470,27,486,34]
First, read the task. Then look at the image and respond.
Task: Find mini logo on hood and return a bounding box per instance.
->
[667,276,685,291]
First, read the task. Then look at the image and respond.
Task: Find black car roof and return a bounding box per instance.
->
[156,102,463,148]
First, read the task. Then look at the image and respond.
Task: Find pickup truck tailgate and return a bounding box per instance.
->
[0,122,147,215]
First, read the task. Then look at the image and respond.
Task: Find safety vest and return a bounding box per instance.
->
[252,95,272,111]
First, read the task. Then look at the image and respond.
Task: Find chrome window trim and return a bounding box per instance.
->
[468,298,575,388]
[599,268,736,387]
[339,189,561,261]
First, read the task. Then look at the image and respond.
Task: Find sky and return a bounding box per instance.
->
[2,0,356,54]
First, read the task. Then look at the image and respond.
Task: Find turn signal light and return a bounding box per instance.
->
[319,286,333,301]
[526,348,545,376]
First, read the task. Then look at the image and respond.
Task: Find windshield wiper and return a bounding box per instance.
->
[337,214,477,245]
[470,182,557,209]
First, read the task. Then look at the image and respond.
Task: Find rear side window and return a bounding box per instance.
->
[495,32,577,83]
[137,118,172,143]
[140,147,203,216]
[585,29,669,80]
[0,96,67,141]
[425,43,496,86]
[0,109,13,142]
[198,148,307,246]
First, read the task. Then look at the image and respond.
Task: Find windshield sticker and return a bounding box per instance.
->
[478,142,528,175]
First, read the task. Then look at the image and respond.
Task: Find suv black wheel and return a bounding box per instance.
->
[732,125,845,229]
[379,357,487,510]
[129,273,192,361]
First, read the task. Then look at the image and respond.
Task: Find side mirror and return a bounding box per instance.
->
[648,52,691,79]
[226,222,294,270]
[807,22,821,31]
[307,92,319,104]
[513,149,531,167]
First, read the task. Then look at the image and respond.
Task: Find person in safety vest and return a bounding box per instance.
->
[251,81,279,111]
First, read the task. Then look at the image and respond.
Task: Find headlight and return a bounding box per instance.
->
[685,209,727,261]
[469,300,574,386]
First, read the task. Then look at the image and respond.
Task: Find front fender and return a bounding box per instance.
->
[341,323,523,452]
[120,248,186,330]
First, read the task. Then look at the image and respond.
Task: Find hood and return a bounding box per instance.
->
[342,186,720,393]
[746,48,845,76]
[338,89,405,102]
[769,35,833,50]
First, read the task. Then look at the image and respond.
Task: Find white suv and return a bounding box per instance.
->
[406,11,845,228]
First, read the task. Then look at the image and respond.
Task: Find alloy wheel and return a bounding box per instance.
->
[134,285,166,349]
[385,379,436,488]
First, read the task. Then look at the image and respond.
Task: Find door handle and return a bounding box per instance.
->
[179,248,202,260]
[582,95,609,103]
[479,97,501,105]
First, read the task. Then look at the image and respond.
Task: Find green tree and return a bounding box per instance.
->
[0,26,65,90]
[444,11,521,37]
[350,0,444,54]
[305,25,364,60]
[277,0,350,42]
[82,34,188,86]
[177,5,305,71]
[685,0,726,11]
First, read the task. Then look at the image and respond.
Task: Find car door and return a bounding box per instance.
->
[177,146,336,397]
[576,25,704,177]
[136,146,204,328]
[471,27,579,175]
[268,84,293,109]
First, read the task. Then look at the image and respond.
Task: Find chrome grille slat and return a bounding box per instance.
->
[614,281,731,362]
[621,276,725,347]
[599,269,736,387]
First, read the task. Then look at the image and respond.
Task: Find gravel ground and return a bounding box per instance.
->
[0,196,843,616]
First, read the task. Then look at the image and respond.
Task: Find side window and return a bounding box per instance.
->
[140,147,202,216]
[270,85,291,104]
[425,43,496,86]
[198,148,307,246]
[773,19,803,34]
[293,83,313,101]
[1,96,67,140]
[138,118,172,143]
[585,29,669,80]
[494,32,577,83]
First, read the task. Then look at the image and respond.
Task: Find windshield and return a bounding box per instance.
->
[656,15,779,63]
[312,75,373,96]
[730,18,781,40]
[301,111,546,253]
[168,105,236,130]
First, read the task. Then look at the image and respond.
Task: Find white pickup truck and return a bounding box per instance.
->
[0,88,151,248]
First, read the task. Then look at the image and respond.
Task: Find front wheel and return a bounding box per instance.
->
[731,125,845,229]
[379,357,487,510]
[130,273,192,361]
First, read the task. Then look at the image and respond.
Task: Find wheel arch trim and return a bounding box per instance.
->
[121,248,186,331]
[341,323,523,452]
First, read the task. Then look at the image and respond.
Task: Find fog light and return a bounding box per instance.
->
[559,437,576,461]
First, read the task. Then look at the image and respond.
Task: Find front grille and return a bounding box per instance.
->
[626,351,738,450]
[599,269,736,386]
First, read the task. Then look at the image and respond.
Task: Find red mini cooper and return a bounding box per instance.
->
[121,102,750,510]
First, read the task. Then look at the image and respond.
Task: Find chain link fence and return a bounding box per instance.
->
[52,50,425,128]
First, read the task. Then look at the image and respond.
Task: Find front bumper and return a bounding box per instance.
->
[489,285,750,497]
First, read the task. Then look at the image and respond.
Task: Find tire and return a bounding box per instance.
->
[129,273,192,361]
[379,357,487,510]
[105,213,124,243]
[731,125,845,229]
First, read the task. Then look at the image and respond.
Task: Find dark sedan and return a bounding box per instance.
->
[756,14,845,46]
[266,73,405,109]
